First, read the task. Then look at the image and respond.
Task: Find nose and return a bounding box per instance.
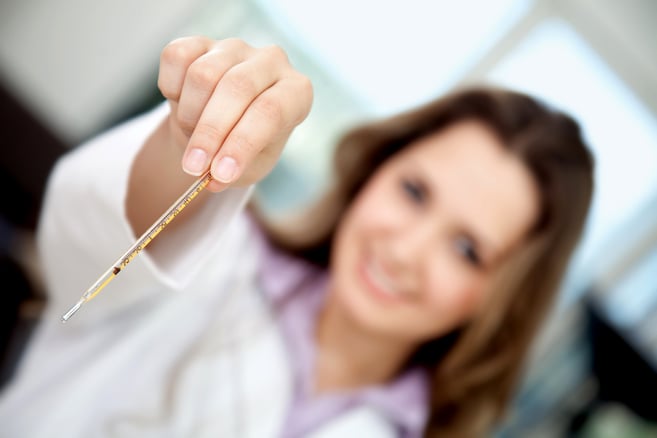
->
[386,221,435,272]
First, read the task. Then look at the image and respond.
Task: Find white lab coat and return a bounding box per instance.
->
[0,104,397,437]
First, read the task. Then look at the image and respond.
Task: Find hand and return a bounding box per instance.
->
[158,36,313,192]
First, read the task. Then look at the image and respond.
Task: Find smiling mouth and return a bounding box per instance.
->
[360,257,404,303]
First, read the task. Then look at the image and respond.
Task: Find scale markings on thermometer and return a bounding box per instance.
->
[61,171,213,322]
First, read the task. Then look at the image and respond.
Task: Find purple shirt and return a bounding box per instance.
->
[250,215,429,437]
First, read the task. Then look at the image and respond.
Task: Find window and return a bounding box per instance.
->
[486,19,657,304]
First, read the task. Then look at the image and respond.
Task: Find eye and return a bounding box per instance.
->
[401,178,426,204]
[454,236,482,268]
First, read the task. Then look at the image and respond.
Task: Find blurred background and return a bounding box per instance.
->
[0,0,655,436]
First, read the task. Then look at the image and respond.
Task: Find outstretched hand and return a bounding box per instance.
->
[158,36,313,192]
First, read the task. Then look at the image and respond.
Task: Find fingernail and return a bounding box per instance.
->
[183,148,208,175]
[213,156,238,183]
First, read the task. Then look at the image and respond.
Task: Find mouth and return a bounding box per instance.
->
[359,256,404,304]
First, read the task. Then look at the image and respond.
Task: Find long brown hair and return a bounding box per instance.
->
[253,86,594,436]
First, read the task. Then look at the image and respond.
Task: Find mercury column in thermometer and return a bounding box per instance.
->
[61,170,214,322]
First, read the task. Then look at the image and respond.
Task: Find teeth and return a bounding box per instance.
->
[366,260,399,296]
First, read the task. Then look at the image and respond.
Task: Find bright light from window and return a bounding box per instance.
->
[258,0,530,114]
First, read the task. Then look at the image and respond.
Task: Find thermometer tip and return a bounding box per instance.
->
[61,299,84,323]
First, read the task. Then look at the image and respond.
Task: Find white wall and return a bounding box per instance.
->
[0,0,212,143]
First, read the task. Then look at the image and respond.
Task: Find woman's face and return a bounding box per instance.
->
[329,120,540,344]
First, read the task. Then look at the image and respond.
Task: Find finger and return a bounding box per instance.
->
[157,36,213,101]
[165,101,191,154]
[175,39,254,138]
[182,47,285,176]
[175,47,244,138]
[209,76,312,186]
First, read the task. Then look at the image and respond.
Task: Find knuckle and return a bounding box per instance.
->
[228,132,258,157]
[301,74,314,95]
[296,74,314,103]
[218,37,249,51]
[224,69,257,97]
[263,44,288,64]
[298,76,314,119]
[176,112,196,137]
[160,38,194,65]
[286,75,314,126]
[157,75,173,99]
[252,95,283,126]
[192,122,223,148]
[187,60,218,88]
[176,107,197,138]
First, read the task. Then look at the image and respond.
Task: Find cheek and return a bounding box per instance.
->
[331,209,367,293]
[337,185,408,249]
[424,270,488,329]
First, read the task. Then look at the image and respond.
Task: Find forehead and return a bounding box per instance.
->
[390,120,540,255]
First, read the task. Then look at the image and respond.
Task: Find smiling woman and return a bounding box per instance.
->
[257,86,594,436]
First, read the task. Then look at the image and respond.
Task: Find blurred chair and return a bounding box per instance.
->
[566,208,657,435]
[497,198,657,437]
[0,81,66,388]
[566,294,657,435]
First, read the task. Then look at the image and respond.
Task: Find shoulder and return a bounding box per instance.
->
[245,210,326,303]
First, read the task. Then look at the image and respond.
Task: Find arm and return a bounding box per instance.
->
[127,37,313,242]
[38,37,312,323]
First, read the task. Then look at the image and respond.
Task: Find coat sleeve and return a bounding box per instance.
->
[36,102,253,326]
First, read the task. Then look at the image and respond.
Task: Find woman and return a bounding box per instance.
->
[0,37,593,437]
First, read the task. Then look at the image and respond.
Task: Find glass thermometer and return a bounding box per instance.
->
[61,170,213,322]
